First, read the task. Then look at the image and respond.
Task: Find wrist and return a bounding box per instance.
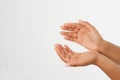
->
[94,53,120,80]
[94,52,105,66]
[90,51,102,65]
[97,40,109,53]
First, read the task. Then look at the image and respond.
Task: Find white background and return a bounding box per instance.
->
[0,0,120,80]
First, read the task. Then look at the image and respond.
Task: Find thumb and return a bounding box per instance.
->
[79,20,94,30]
[79,20,89,26]
[65,62,78,67]
[65,63,71,67]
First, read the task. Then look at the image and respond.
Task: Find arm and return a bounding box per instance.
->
[95,52,120,80]
[98,40,120,64]
[60,20,120,64]
[54,44,120,80]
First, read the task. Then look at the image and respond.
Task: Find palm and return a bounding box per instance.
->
[69,52,97,66]
[60,21,103,50]
[55,44,97,67]
[77,26,103,50]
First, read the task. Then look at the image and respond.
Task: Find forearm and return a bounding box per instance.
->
[95,53,120,80]
[98,40,120,64]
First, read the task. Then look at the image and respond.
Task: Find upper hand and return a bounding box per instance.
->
[60,20,104,51]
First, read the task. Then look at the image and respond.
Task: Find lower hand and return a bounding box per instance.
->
[54,44,98,67]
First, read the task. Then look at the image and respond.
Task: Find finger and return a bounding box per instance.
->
[54,47,66,62]
[67,62,78,67]
[64,23,77,26]
[61,23,82,31]
[64,45,74,53]
[61,23,77,31]
[60,32,73,37]
[60,31,77,38]
[64,45,73,56]
[64,45,72,53]
[55,44,70,62]
[79,20,95,30]
[58,44,71,59]
[76,24,82,30]
[66,63,78,67]
[77,27,85,44]
[65,63,71,67]
[64,37,77,42]
[74,28,80,32]
[61,26,74,31]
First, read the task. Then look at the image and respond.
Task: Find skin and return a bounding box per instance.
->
[60,20,103,51]
[54,44,97,66]
[60,20,120,64]
[54,44,120,80]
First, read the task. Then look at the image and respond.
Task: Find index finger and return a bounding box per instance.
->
[61,23,82,31]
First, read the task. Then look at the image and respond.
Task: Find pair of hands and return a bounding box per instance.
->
[55,20,104,67]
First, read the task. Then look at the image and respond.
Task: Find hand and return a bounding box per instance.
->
[60,20,104,50]
[54,44,98,67]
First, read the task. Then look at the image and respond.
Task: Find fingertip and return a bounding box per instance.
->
[54,44,61,48]
[60,26,65,30]
[54,44,58,46]
[64,44,68,48]
[64,36,68,40]
[54,45,58,50]
[65,63,71,67]
[66,63,76,67]
[79,19,83,23]
[54,47,58,52]
[54,47,56,51]
[60,31,64,35]
[60,26,63,28]
[79,19,88,25]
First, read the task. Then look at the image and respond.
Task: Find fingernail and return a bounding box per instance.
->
[60,26,64,29]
